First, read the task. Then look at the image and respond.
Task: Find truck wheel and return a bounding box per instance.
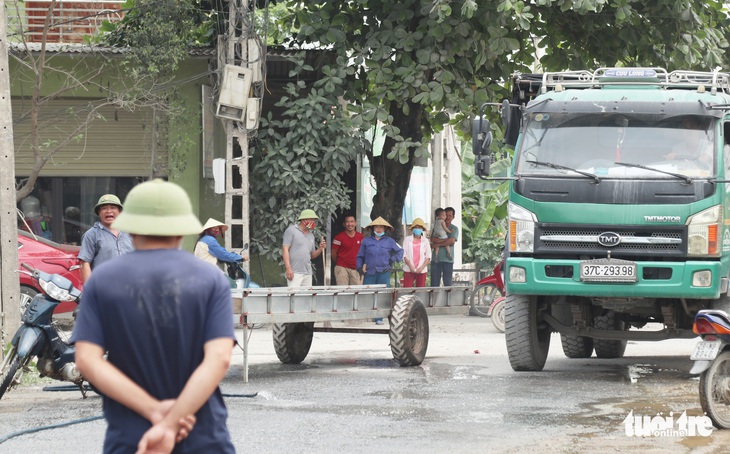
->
[699,350,730,429]
[560,335,594,358]
[505,294,551,371]
[470,283,503,317]
[272,322,314,364]
[390,295,429,366]
[593,311,627,358]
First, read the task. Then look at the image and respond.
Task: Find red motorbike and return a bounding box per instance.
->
[470,260,506,332]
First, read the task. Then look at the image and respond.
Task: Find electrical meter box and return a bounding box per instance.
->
[216,65,252,122]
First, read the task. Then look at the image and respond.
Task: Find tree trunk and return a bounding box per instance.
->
[369,102,423,243]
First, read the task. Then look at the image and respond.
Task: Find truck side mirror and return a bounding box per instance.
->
[475,155,491,178]
[500,99,511,129]
[472,117,492,177]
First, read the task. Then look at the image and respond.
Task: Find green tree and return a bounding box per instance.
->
[461,130,510,270]
[250,55,367,260]
[280,0,730,233]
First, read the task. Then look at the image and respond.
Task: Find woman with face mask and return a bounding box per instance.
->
[356,217,404,324]
[402,218,432,288]
[195,218,247,272]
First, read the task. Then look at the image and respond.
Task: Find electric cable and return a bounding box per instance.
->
[0,415,104,445]
[0,388,256,445]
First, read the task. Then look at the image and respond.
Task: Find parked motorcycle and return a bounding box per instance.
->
[690,309,730,428]
[0,263,86,399]
[227,260,260,290]
[469,259,506,332]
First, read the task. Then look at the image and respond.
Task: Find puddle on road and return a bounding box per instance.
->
[627,364,654,383]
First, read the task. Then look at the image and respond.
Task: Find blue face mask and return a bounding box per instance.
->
[375,231,385,237]
[412,228,423,236]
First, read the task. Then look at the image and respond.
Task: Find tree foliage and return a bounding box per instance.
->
[103,0,197,79]
[279,0,730,236]
[250,55,366,260]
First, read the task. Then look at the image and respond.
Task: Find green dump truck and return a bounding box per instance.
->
[472,68,730,371]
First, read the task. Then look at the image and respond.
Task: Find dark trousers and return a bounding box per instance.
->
[430,261,454,286]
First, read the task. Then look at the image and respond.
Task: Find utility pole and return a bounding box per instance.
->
[0,0,22,356]
[219,0,262,383]
[219,0,262,268]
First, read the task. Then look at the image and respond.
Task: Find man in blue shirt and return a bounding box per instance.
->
[73,179,235,453]
[78,194,133,282]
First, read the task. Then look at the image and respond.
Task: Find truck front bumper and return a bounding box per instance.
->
[506,257,728,299]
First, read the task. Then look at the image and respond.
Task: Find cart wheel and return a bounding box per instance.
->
[389,295,429,366]
[272,322,314,364]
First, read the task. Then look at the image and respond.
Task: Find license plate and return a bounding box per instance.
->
[580,259,637,282]
[691,340,722,361]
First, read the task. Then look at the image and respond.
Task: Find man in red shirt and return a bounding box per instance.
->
[331,214,365,285]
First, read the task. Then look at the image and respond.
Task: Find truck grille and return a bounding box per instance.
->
[536,225,684,256]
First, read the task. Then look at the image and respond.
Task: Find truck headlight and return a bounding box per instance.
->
[509,202,537,253]
[686,205,721,257]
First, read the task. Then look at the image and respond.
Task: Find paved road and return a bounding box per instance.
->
[0,314,729,453]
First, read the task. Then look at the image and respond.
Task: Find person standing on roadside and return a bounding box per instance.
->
[430,207,459,286]
[78,194,133,282]
[331,214,364,286]
[73,179,236,454]
[402,218,431,288]
[282,209,327,287]
[356,217,404,324]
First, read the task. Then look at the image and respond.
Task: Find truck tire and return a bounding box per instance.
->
[505,294,551,371]
[390,295,429,366]
[560,335,594,358]
[593,311,627,358]
[272,322,314,364]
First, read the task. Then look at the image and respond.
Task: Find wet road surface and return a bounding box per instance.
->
[0,314,728,453]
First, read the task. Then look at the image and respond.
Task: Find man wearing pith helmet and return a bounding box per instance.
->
[282,208,327,287]
[78,193,133,282]
[73,179,236,454]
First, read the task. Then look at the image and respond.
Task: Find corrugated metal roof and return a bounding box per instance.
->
[8,42,218,56]
[9,43,326,58]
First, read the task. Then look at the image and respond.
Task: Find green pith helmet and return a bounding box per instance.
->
[297,209,319,221]
[112,179,203,236]
[94,194,123,215]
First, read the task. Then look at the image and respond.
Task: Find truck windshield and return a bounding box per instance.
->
[515,113,716,179]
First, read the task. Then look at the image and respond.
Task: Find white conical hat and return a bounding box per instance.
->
[201,218,228,233]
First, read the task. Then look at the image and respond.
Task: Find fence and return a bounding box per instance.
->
[7,0,125,44]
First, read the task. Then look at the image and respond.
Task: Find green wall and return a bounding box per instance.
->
[10,50,222,251]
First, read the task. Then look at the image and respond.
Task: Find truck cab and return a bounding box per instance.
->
[473,68,730,371]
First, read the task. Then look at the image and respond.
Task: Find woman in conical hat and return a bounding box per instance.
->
[194,218,246,270]
[356,216,404,324]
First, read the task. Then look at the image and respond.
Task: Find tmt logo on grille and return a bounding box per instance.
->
[597,232,621,247]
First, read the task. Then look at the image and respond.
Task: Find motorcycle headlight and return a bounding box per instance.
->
[509,202,537,253]
[39,279,73,302]
[687,205,721,257]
